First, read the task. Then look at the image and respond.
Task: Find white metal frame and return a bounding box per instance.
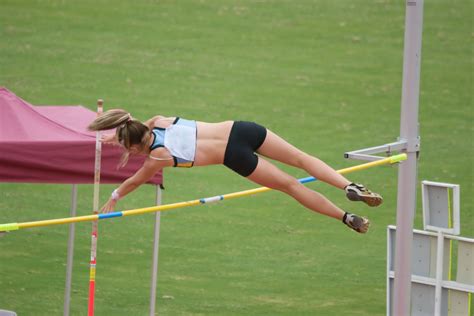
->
[421,180,460,235]
[387,226,474,316]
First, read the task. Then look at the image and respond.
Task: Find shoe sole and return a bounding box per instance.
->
[346,192,383,207]
[359,218,370,233]
[352,217,370,234]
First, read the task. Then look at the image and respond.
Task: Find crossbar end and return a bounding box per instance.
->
[0,223,20,233]
[390,153,408,164]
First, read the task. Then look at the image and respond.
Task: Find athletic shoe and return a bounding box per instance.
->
[342,212,370,234]
[345,183,383,207]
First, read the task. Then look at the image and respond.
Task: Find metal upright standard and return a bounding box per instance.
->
[88,100,103,316]
[345,1,423,314]
[394,2,423,314]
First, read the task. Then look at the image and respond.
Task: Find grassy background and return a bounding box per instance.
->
[0,0,472,315]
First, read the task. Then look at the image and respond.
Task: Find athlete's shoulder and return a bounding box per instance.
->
[145,115,176,129]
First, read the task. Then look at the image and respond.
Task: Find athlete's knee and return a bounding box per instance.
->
[271,176,301,194]
[296,152,308,166]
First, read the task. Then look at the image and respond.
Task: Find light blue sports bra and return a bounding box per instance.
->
[149,117,197,167]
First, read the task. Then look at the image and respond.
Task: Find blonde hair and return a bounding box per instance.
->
[88,109,149,167]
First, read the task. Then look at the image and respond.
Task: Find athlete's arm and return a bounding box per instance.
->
[100,158,166,213]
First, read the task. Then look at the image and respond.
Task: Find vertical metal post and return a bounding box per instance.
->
[149,185,162,316]
[434,231,444,316]
[88,100,103,316]
[63,184,78,316]
[393,1,423,315]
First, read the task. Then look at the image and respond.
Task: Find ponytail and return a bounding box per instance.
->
[88,109,150,168]
[88,109,131,131]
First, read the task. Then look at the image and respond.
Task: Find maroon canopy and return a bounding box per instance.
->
[0,87,162,185]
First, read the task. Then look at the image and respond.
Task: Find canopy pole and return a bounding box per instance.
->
[63,184,78,316]
[149,185,162,316]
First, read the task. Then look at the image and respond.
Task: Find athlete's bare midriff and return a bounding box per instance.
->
[194,121,233,166]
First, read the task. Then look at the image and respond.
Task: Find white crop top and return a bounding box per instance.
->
[149,117,197,167]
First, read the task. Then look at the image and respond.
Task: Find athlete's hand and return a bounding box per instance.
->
[100,198,117,214]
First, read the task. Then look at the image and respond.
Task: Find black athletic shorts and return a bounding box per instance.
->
[223,121,267,177]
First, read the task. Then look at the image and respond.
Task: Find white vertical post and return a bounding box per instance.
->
[63,184,78,316]
[87,100,103,316]
[149,185,162,316]
[393,1,423,315]
[386,227,392,316]
[434,231,444,316]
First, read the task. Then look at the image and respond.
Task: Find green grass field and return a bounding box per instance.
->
[0,0,472,315]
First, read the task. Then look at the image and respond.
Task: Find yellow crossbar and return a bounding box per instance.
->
[0,154,406,232]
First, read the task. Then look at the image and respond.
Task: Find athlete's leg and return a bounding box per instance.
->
[256,130,351,189]
[256,130,383,207]
[246,157,345,220]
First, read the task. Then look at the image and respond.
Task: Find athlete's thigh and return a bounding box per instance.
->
[256,130,307,167]
[246,156,297,190]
